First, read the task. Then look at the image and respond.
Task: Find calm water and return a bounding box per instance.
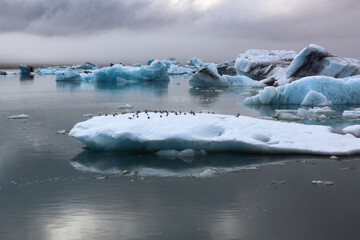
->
[0,73,359,239]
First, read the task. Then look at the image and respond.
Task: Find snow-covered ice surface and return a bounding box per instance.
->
[93,60,169,82]
[69,113,360,155]
[189,64,266,87]
[342,125,360,138]
[244,75,360,105]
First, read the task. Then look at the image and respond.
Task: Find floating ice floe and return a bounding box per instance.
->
[312,180,334,186]
[189,64,266,87]
[342,125,360,138]
[36,66,70,75]
[0,70,16,76]
[93,60,169,82]
[273,107,336,121]
[69,113,360,155]
[244,75,360,105]
[7,114,30,119]
[342,109,360,119]
[56,69,82,81]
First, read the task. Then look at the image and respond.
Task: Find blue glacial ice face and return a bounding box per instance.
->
[244,75,360,105]
[19,64,34,76]
[93,60,169,82]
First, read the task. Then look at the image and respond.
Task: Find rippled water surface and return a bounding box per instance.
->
[0,73,359,239]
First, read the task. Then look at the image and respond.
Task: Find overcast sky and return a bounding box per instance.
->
[0,0,359,65]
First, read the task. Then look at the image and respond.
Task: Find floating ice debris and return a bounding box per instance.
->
[189,64,266,87]
[69,113,360,155]
[187,57,208,69]
[312,180,334,186]
[7,114,30,120]
[274,107,336,121]
[56,130,68,134]
[343,109,360,119]
[56,69,82,81]
[272,180,286,184]
[36,66,69,75]
[118,104,133,110]
[244,75,360,105]
[0,70,15,76]
[83,113,94,118]
[199,169,219,178]
[342,125,360,138]
[93,175,108,180]
[330,155,339,159]
[93,60,169,82]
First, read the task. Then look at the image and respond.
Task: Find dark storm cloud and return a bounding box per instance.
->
[0,0,197,35]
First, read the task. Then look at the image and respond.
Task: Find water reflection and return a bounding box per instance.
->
[56,81,82,90]
[19,74,34,81]
[70,151,327,177]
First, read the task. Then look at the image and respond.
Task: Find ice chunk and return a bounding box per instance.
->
[244,75,360,105]
[36,66,70,75]
[342,125,360,138]
[187,57,208,69]
[93,60,169,82]
[189,65,266,87]
[343,108,360,119]
[312,180,334,186]
[301,90,332,106]
[287,44,360,79]
[118,104,133,110]
[69,113,360,155]
[72,62,100,70]
[56,69,82,81]
[19,64,34,76]
[7,114,30,119]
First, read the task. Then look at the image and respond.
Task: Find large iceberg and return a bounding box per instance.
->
[36,66,70,75]
[235,49,297,85]
[287,44,360,79]
[19,64,34,76]
[93,60,169,82]
[244,75,360,105]
[69,113,360,155]
[189,64,266,87]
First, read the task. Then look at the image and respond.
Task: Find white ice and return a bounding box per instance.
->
[342,125,360,138]
[7,114,30,119]
[244,75,360,105]
[69,113,360,155]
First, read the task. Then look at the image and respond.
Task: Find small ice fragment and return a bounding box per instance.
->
[83,113,93,118]
[330,155,339,159]
[7,114,30,120]
[118,104,133,110]
[94,175,108,180]
[56,130,68,134]
[199,169,219,178]
[312,180,334,186]
[272,180,286,184]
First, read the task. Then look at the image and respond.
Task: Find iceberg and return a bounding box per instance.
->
[19,64,34,76]
[343,109,360,119]
[287,44,360,79]
[93,60,169,82]
[187,57,208,69]
[72,62,100,70]
[55,69,82,81]
[80,72,94,81]
[36,66,70,75]
[69,113,360,155]
[235,49,297,85]
[244,75,360,105]
[189,64,266,87]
